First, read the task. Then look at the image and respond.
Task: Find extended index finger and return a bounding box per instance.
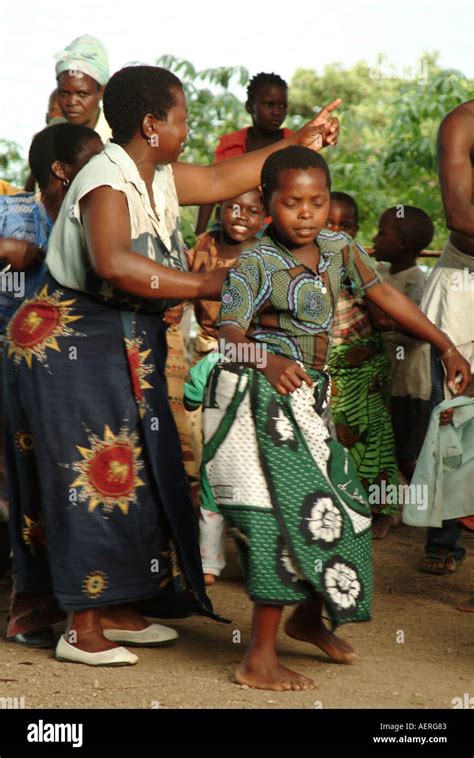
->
[314,98,342,121]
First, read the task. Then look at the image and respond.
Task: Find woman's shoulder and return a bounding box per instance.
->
[68,147,124,200]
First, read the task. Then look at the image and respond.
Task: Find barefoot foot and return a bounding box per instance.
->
[285,614,358,665]
[234,655,317,691]
[204,574,217,586]
[372,513,400,540]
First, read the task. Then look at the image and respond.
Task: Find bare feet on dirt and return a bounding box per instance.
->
[234,649,317,691]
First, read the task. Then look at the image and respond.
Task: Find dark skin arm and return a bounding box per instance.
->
[173,100,341,206]
[219,324,314,395]
[80,187,227,300]
[437,104,474,237]
[219,280,471,397]
[0,239,46,270]
[366,281,471,392]
[195,204,214,236]
[365,297,421,337]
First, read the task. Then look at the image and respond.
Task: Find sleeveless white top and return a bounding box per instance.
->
[46,142,186,293]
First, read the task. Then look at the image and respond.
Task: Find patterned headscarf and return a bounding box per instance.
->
[55,35,110,87]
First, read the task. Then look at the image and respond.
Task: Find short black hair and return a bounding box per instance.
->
[247,72,288,102]
[330,191,359,224]
[103,65,183,144]
[261,145,331,203]
[28,122,101,189]
[384,205,434,253]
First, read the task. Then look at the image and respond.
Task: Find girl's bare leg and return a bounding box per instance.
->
[285,596,358,664]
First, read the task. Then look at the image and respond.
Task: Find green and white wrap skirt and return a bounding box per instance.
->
[202,364,373,629]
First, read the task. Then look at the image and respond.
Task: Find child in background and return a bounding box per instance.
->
[373,206,434,482]
[189,189,266,360]
[195,73,293,235]
[325,193,399,539]
[188,190,265,585]
[184,353,225,585]
[202,145,469,691]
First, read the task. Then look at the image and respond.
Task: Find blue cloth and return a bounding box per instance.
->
[425,520,465,562]
[0,193,51,333]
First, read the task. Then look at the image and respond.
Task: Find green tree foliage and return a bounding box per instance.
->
[156,55,253,245]
[156,54,250,166]
[289,53,472,249]
[0,139,28,187]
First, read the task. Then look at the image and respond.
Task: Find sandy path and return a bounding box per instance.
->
[0,524,472,710]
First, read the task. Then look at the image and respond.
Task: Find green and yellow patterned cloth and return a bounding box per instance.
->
[328,286,399,515]
[217,227,381,371]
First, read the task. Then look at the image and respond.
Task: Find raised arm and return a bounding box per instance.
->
[437,104,474,237]
[80,186,227,300]
[173,100,341,206]
[366,281,472,393]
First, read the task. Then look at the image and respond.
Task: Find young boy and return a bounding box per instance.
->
[373,206,434,482]
[189,189,266,360]
[202,145,470,691]
[325,193,399,539]
[188,190,265,585]
[195,73,293,235]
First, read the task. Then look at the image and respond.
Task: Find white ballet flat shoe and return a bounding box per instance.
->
[102,623,179,646]
[55,635,138,666]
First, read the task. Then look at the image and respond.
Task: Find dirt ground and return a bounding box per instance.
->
[0,524,473,710]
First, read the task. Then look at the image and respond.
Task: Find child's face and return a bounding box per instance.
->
[267,167,330,249]
[246,85,288,133]
[220,191,265,243]
[325,200,358,239]
[372,211,402,262]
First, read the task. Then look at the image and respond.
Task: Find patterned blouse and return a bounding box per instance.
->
[218,228,381,371]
